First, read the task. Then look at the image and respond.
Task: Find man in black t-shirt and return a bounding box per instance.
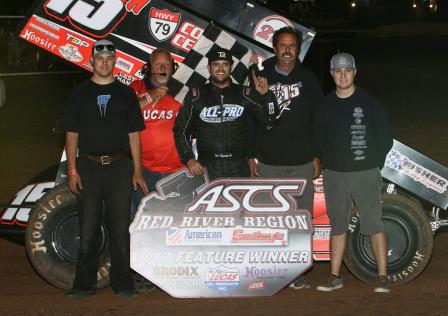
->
[315,53,393,294]
[61,39,148,299]
[249,27,323,290]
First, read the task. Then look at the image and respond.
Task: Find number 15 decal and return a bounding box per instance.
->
[44,0,127,38]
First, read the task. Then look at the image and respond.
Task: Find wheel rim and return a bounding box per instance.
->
[355,213,413,270]
[52,210,107,263]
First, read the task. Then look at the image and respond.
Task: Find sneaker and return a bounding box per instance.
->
[316,274,343,292]
[374,275,391,293]
[115,289,140,299]
[65,287,97,300]
[289,275,311,290]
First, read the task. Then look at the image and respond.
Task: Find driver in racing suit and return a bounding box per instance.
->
[174,48,278,180]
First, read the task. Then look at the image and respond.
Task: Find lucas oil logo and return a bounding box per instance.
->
[200,104,244,123]
[205,265,240,293]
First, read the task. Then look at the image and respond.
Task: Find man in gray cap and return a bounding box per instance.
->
[174,48,278,180]
[315,52,393,293]
[62,39,148,299]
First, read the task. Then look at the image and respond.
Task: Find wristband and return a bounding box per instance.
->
[68,168,77,176]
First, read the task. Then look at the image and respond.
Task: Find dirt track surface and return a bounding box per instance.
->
[1,32,448,316]
[1,234,448,316]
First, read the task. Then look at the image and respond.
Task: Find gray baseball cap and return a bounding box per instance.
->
[330,52,356,69]
[92,39,116,57]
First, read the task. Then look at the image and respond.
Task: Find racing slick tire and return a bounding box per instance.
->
[344,194,433,286]
[25,184,110,290]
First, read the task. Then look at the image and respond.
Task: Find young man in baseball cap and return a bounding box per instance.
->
[315,52,393,293]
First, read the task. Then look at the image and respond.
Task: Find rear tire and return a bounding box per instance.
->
[25,184,110,290]
[344,194,433,285]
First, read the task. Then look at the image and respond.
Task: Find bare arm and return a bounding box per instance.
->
[129,131,149,195]
[66,132,82,194]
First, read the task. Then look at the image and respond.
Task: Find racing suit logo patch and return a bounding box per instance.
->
[199,104,244,123]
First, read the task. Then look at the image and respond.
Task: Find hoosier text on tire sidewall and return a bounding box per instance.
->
[25,184,110,290]
[344,194,433,286]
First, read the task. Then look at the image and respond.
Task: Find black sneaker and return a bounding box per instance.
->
[316,274,343,292]
[65,287,97,300]
[115,289,140,299]
[374,275,391,293]
[289,275,311,290]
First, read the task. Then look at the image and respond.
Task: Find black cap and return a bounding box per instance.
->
[208,48,233,64]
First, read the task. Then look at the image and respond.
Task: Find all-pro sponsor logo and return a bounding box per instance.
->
[385,150,448,193]
[21,29,57,51]
[253,15,293,48]
[199,104,244,123]
[149,7,180,41]
[205,265,240,293]
[243,266,288,279]
[58,44,83,62]
[153,266,199,278]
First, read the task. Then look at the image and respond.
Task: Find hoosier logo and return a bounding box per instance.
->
[149,7,180,42]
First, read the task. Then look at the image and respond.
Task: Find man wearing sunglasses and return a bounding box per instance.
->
[61,39,148,299]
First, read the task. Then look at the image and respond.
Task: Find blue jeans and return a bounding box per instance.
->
[130,168,170,220]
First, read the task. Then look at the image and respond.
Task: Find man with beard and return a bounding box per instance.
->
[248,27,323,289]
[62,39,147,299]
[174,48,278,180]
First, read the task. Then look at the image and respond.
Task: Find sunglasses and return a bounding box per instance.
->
[93,44,115,54]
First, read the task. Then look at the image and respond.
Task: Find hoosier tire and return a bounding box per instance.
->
[25,184,110,290]
[344,194,433,286]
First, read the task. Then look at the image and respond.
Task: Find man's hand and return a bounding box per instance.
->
[250,52,259,65]
[252,69,269,95]
[186,159,205,176]
[150,86,169,103]
[68,173,83,194]
[133,171,149,196]
[312,157,321,179]
[248,158,259,177]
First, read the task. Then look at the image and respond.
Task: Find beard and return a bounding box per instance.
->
[210,74,230,86]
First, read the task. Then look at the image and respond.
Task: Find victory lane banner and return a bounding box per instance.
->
[130,169,313,297]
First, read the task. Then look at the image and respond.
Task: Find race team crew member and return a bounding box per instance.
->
[174,48,278,180]
[129,48,184,218]
[315,53,393,293]
[62,39,147,299]
[248,27,323,289]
